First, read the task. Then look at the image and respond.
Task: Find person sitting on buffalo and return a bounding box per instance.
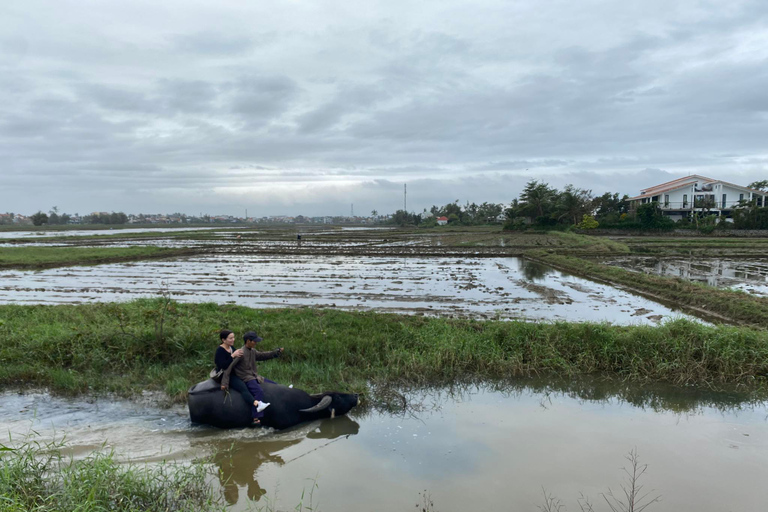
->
[214,330,255,410]
[221,331,284,426]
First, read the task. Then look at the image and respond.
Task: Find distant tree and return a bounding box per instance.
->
[733,205,768,229]
[748,180,768,191]
[557,185,593,225]
[636,203,673,230]
[31,211,48,226]
[519,180,557,219]
[48,206,60,225]
[371,210,378,217]
[477,202,504,224]
[593,192,630,220]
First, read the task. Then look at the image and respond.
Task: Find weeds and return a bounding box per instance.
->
[540,450,660,512]
[0,301,766,402]
[0,246,200,269]
[0,434,224,512]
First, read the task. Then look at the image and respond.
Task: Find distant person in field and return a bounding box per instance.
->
[221,331,284,425]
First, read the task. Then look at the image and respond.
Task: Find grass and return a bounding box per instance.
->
[0,246,200,269]
[526,249,768,329]
[0,435,224,512]
[0,300,766,403]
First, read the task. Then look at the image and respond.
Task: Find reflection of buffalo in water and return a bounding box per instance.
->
[188,380,359,429]
[194,416,360,505]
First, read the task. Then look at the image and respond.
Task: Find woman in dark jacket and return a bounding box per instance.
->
[215,330,257,411]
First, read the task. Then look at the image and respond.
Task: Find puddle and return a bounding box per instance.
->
[2,381,766,512]
[0,256,693,324]
[604,256,768,296]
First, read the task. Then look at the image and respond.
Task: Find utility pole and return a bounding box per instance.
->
[404,184,407,212]
[351,203,354,217]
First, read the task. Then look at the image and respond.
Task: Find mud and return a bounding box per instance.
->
[0,255,692,324]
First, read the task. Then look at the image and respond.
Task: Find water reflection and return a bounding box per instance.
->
[191,416,360,506]
[518,259,554,281]
[605,256,768,297]
[1,380,766,512]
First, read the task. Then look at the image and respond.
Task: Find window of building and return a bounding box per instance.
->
[722,193,727,209]
[683,194,688,207]
[664,194,669,207]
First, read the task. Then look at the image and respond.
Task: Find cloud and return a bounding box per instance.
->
[0,0,767,216]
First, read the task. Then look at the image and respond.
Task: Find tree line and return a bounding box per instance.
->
[387,179,768,231]
[27,208,129,226]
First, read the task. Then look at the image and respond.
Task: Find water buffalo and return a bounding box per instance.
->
[188,379,359,429]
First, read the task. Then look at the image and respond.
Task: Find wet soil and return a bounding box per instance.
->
[0,255,692,324]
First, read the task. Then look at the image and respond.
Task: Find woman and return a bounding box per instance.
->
[215,329,261,422]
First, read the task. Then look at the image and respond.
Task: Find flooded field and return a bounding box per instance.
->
[0,226,220,239]
[0,255,690,324]
[2,381,766,512]
[604,256,768,297]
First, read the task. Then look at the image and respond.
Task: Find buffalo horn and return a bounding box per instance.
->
[300,395,333,413]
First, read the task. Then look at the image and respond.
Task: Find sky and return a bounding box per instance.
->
[1,0,767,217]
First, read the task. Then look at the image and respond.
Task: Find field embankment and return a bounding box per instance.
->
[0,246,202,269]
[526,240,768,328]
[1,300,766,403]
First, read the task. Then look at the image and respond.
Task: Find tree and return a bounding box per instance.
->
[593,192,630,220]
[557,185,593,225]
[477,202,503,223]
[636,203,673,230]
[31,211,48,226]
[371,210,378,217]
[390,209,421,227]
[748,180,768,191]
[519,180,556,220]
[576,214,599,229]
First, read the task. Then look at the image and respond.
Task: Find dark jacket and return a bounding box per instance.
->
[214,346,236,372]
[222,345,281,388]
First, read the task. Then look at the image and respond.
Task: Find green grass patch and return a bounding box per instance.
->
[548,231,630,253]
[0,300,766,403]
[0,435,223,511]
[0,246,199,269]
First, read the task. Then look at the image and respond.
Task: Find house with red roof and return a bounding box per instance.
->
[629,175,766,221]
[436,216,449,226]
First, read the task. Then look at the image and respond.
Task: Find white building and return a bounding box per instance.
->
[629,175,766,221]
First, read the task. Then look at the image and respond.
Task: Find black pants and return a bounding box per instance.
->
[229,374,255,404]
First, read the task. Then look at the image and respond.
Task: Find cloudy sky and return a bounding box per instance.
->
[1,0,767,217]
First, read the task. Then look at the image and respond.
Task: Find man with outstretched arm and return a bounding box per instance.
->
[221,331,284,425]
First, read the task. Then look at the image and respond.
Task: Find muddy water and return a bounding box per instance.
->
[0,255,690,324]
[2,382,766,512]
[605,256,768,297]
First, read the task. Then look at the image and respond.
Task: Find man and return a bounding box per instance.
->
[221,331,284,425]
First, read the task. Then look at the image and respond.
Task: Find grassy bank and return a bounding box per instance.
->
[0,300,766,402]
[0,246,201,269]
[0,436,223,512]
[526,249,768,328]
